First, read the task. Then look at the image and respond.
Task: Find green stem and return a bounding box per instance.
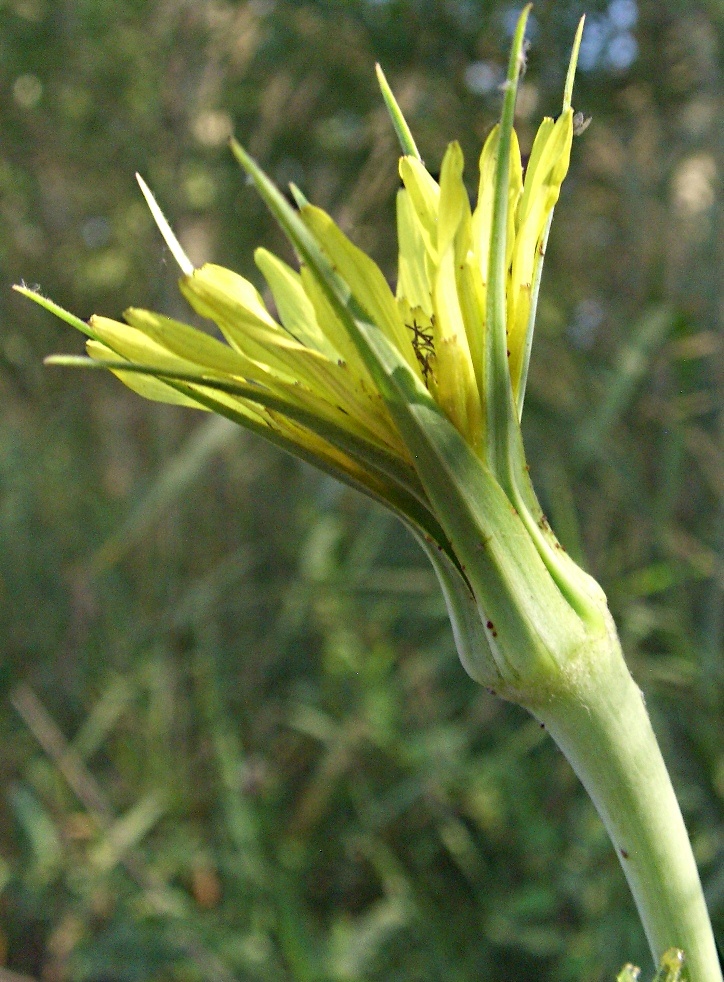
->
[527,615,722,982]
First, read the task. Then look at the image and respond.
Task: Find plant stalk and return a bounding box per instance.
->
[524,613,722,982]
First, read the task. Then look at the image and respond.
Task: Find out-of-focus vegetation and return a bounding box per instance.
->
[0,0,721,979]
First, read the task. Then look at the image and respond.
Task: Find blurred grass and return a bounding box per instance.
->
[1,1,721,980]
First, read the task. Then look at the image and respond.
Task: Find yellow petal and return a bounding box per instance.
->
[299,264,377,378]
[506,128,523,270]
[472,126,522,280]
[300,203,422,380]
[186,263,276,329]
[396,188,432,315]
[507,109,573,392]
[472,125,499,278]
[254,247,337,358]
[398,156,440,261]
[285,351,407,454]
[456,257,486,404]
[516,110,573,232]
[178,262,402,451]
[86,339,206,408]
[432,245,484,455]
[437,142,467,256]
[180,264,317,378]
[90,316,199,374]
[123,308,252,378]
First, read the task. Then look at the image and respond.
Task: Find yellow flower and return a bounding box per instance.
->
[18,8,604,696]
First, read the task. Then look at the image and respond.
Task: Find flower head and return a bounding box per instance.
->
[18,8,609,700]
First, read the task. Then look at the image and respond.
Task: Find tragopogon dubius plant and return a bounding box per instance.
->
[17,8,721,980]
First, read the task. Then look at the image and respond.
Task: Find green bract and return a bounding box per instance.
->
[18,9,600,697]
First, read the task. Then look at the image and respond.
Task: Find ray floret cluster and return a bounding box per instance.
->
[19,8,602,695]
[17,11,724,976]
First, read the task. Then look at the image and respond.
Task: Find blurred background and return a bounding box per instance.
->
[0,0,721,979]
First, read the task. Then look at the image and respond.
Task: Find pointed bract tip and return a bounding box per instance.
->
[12,283,94,337]
[136,173,194,276]
[289,184,309,210]
[375,61,422,161]
[563,16,586,111]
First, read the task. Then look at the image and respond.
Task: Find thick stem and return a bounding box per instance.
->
[528,617,722,982]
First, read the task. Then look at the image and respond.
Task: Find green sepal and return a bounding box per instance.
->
[382,368,589,692]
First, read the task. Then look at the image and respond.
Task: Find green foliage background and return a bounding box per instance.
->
[0,0,721,979]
